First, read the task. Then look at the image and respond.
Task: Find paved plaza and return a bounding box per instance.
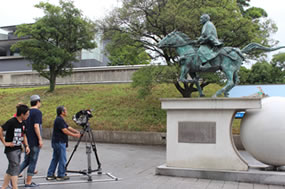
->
[0,140,284,189]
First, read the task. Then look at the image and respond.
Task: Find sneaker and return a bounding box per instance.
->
[56,176,70,181]
[46,175,56,181]
[25,182,39,187]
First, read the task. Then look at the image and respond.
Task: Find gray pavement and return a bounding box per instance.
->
[0,140,284,189]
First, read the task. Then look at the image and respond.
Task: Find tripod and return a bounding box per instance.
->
[65,123,102,181]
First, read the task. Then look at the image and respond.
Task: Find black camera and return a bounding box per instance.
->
[72,109,93,126]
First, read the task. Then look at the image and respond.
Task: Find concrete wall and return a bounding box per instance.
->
[0,65,146,87]
[41,128,244,149]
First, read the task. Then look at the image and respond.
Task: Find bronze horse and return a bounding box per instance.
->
[158,31,285,97]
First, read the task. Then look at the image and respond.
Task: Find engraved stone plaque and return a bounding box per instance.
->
[178,121,216,143]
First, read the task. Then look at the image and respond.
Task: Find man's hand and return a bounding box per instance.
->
[5,142,14,147]
[74,133,81,138]
[25,146,30,154]
[39,139,43,148]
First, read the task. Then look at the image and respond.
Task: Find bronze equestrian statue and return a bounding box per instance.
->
[158,14,285,97]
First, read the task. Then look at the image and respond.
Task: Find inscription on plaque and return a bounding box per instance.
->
[178,122,216,143]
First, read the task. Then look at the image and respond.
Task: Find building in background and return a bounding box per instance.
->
[0,25,109,72]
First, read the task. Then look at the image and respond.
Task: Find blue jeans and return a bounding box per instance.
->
[47,142,66,177]
[19,146,40,176]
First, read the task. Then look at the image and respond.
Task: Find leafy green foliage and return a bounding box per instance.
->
[237,0,250,13]
[244,7,268,19]
[11,0,96,92]
[105,32,151,66]
[270,52,285,82]
[238,66,251,84]
[131,65,178,98]
[271,52,285,70]
[101,0,276,57]
[132,65,223,98]
[239,53,285,84]
[248,61,273,84]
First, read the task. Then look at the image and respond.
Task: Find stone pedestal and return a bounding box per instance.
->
[160,98,261,171]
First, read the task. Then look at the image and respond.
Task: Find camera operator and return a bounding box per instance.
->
[46,106,80,181]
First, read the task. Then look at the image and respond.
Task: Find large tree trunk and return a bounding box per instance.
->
[49,67,57,92]
[174,81,194,98]
[174,81,210,98]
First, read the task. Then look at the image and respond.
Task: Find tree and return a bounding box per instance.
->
[11,0,96,92]
[271,52,285,71]
[105,31,151,66]
[236,0,250,14]
[239,54,285,84]
[132,65,223,98]
[238,66,251,85]
[101,0,276,97]
[270,52,285,83]
[248,61,273,84]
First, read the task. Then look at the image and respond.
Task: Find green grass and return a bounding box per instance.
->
[0,83,241,134]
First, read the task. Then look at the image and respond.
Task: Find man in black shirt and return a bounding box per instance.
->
[19,95,43,187]
[46,106,80,181]
[0,104,30,189]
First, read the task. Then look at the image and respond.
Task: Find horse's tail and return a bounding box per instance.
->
[241,43,285,54]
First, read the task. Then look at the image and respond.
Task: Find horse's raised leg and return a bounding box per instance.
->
[233,70,240,85]
[213,70,235,97]
[179,59,190,83]
[190,72,205,97]
[224,70,239,96]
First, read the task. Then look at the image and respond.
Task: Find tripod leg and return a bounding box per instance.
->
[86,145,92,173]
[86,145,92,181]
[65,129,85,170]
[89,128,102,171]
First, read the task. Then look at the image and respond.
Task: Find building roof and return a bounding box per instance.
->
[0,25,17,32]
[0,24,33,32]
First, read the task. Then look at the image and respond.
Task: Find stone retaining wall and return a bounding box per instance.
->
[0,65,147,87]
[41,128,244,149]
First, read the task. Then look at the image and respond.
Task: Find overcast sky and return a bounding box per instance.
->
[0,0,284,58]
[250,0,285,59]
[0,0,120,27]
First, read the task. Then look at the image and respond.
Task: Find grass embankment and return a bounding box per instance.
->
[0,83,241,134]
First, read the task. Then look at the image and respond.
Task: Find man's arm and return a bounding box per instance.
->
[34,123,43,148]
[0,127,14,147]
[198,23,210,44]
[62,128,80,138]
[23,134,30,154]
[67,127,80,134]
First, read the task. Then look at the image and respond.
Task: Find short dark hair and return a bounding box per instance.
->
[16,104,29,117]
[56,106,65,116]
[30,100,40,107]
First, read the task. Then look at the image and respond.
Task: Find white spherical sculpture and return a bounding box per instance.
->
[240,96,285,166]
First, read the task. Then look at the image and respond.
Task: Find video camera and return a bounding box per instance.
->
[72,109,93,126]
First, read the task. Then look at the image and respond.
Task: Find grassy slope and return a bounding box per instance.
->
[0,83,240,134]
